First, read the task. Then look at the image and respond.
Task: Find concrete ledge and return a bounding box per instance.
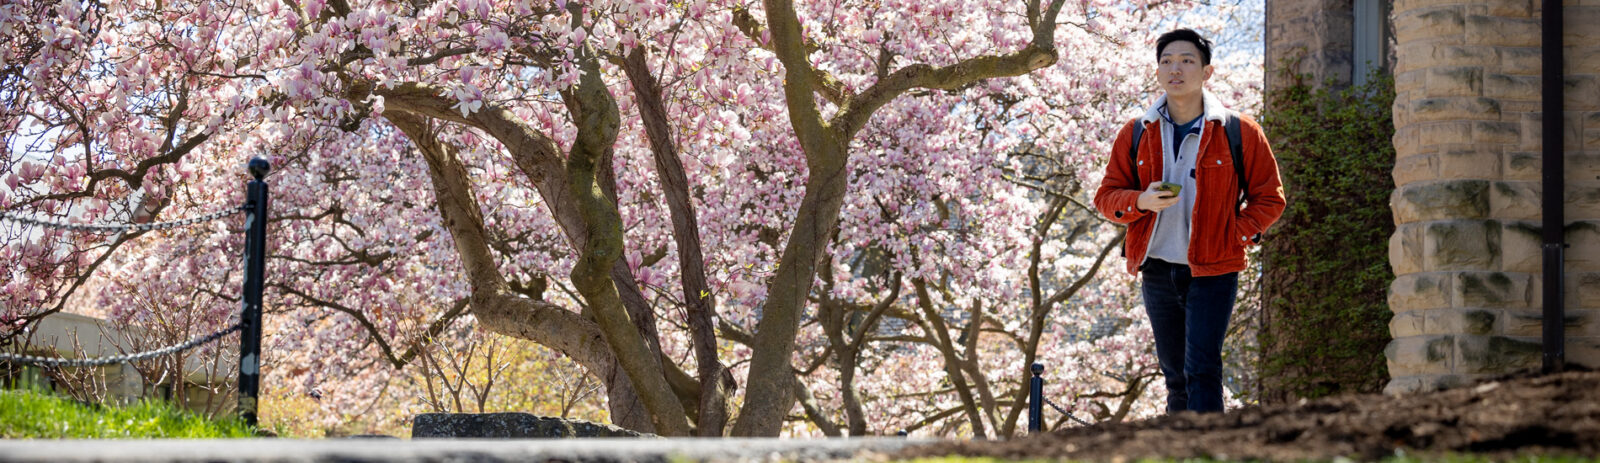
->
[0,438,931,463]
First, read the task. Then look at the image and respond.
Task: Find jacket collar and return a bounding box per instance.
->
[1139,90,1229,125]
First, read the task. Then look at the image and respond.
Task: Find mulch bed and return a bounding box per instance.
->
[900,370,1600,461]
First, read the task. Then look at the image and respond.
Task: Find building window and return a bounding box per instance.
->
[1353,0,1391,86]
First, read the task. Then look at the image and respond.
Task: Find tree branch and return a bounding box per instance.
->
[730,7,848,107]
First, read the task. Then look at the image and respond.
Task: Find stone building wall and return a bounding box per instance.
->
[1265,0,1355,92]
[1386,0,1600,394]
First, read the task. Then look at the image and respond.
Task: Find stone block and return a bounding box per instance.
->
[1487,0,1534,17]
[1567,7,1600,43]
[1465,15,1541,47]
[1504,151,1542,181]
[1394,181,1490,224]
[1454,335,1542,374]
[1569,181,1600,218]
[1425,308,1501,336]
[1424,67,1483,97]
[1438,148,1503,180]
[1498,308,1584,338]
[1499,220,1543,273]
[1484,73,1541,101]
[1532,273,1545,308]
[1570,75,1600,111]
[1393,153,1438,186]
[1489,181,1541,221]
[1412,97,1502,123]
[1385,335,1456,376]
[1566,309,1600,338]
[1517,112,1578,151]
[1415,121,1475,150]
[1574,272,1600,309]
[1426,220,1501,271]
[1396,7,1466,42]
[1395,69,1426,96]
[1385,374,1488,395]
[1397,0,1475,11]
[1384,375,1426,396]
[1397,0,1472,11]
[1394,100,1415,128]
[1568,150,1600,181]
[1394,123,1421,156]
[1473,121,1522,145]
[1502,308,1546,337]
[412,413,652,438]
[1394,42,1435,75]
[1390,272,1455,312]
[1392,310,1428,338]
[1453,271,1532,308]
[1568,221,1600,272]
[1392,224,1426,275]
[1572,48,1600,79]
[1567,337,1600,370]
[1439,45,1499,69]
[1498,47,1541,76]
[1499,99,1540,115]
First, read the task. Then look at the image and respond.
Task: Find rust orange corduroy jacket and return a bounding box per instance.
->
[1093,94,1286,277]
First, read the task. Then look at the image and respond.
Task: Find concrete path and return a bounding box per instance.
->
[0,437,932,462]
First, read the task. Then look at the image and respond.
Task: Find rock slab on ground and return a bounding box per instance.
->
[412,412,650,438]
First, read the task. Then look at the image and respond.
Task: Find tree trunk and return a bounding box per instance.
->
[912,278,987,438]
[560,45,691,436]
[388,111,656,432]
[620,46,732,436]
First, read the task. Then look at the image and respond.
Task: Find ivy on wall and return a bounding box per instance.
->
[1256,69,1396,402]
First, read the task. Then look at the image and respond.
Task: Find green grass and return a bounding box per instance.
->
[0,388,255,438]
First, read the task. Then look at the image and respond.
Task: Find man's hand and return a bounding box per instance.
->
[1137,182,1180,212]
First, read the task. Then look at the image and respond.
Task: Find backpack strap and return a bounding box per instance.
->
[1226,111,1245,209]
[1127,118,1146,187]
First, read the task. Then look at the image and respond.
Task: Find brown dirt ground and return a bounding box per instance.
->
[901,370,1600,461]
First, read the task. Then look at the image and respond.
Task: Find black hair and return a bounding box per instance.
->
[1156,28,1213,65]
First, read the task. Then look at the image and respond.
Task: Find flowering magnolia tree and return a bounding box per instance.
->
[2,0,1262,437]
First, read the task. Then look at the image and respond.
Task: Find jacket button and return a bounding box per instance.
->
[1216,160,1223,165]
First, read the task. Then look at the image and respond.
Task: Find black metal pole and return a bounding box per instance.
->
[1028,363,1044,434]
[1541,0,1565,374]
[239,158,270,427]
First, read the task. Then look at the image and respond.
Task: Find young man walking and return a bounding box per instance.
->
[1093,29,1285,413]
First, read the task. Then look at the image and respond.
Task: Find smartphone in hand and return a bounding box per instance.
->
[1156,182,1182,197]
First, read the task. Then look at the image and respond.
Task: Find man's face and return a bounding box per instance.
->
[1158,40,1214,98]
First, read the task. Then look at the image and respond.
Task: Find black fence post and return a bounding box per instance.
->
[238,158,270,428]
[1028,362,1044,434]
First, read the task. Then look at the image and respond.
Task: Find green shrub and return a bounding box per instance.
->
[1257,69,1396,401]
[0,388,254,438]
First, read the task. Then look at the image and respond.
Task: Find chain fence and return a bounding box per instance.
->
[0,322,242,368]
[0,205,251,369]
[1042,395,1092,427]
[0,206,246,234]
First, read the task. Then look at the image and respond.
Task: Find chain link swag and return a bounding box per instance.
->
[0,207,246,234]
[0,322,242,368]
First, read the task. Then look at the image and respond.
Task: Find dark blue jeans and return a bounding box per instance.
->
[1141,258,1238,413]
